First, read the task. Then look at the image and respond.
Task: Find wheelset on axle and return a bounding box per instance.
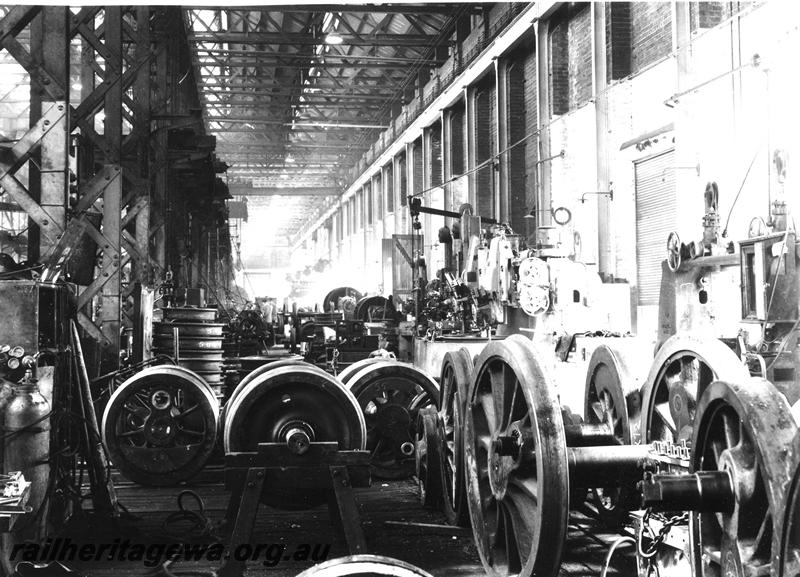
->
[101,365,220,486]
[462,335,799,577]
[346,361,439,479]
[223,364,366,510]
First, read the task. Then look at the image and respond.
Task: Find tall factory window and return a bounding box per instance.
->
[475,79,495,220]
[506,56,529,237]
[385,163,394,213]
[398,153,407,207]
[355,190,363,231]
[606,2,632,81]
[635,150,676,305]
[630,2,672,73]
[549,3,591,115]
[689,2,749,32]
[412,138,423,197]
[373,173,382,220]
[450,101,465,176]
[365,182,373,226]
[428,122,443,189]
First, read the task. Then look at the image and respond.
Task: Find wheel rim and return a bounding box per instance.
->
[438,348,473,526]
[464,335,568,577]
[781,435,800,577]
[691,378,798,577]
[415,406,443,509]
[337,357,387,386]
[642,335,749,446]
[102,366,219,486]
[221,358,320,431]
[295,555,434,577]
[348,362,439,479]
[224,365,366,509]
[583,344,645,526]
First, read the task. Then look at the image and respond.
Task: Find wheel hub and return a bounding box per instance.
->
[668,379,696,441]
[488,426,523,500]
[144,414,177,445]
[375,403,412,441]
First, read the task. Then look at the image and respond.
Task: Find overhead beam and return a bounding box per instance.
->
[189,32,453,47]
[195,49,446,65]
[228,186,337,197]
[189,5,468,14]
[196,57,439,69]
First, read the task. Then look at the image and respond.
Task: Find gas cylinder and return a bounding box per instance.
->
[4,370,50,541]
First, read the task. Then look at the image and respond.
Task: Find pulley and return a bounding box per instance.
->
[353,296,393,322]
[346,361,439,479]
[223,365,365,509]
[437,348,473,527]
[322,287,363,313]
[101,365,219,486]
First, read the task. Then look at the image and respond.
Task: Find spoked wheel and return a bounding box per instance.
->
[583,343,647,529]
[348,362,439,479]
[691,378,798,577]
[295,555,433,577]
[353,296,393,322]
[223,365,365,509]
[102,366,219,486]
[438,348,473,526]
[464,335,569,577]
[415,406,443,509]
[781,435,800,577]
[642,335,749,446]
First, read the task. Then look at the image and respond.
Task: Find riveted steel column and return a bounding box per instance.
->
[133,6,152,285]
[101,7,122,371]
[28,7,69,262]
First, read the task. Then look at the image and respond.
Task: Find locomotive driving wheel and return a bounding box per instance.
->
[583,343,647,529]
[347,361,439,479]
[223,365,365,509]
[295,555,434,577]
[438,348,473,526]
[415,406,443,509]
[781,435,800,577]
[464,335,569,577]
[691,378,798,577]
[642,335,749,446]
[102,366,219,486]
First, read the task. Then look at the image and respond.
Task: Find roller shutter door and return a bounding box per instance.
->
[635,150,676,305]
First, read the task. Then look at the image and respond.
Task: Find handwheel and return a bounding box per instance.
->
[102,366,219,486]
[438,348,473,526]
[415,406,443,509]
[223,365,366,509]
[464,335,569,577]
[642,335,749,446]
[348,362,439,479]
[781,434,800,577]
[667,231,681,272]
[295,555,434,577]
[691,378,798,577]
[583,343,648,529]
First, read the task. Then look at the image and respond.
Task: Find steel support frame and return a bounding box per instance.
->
[0,6,158,371]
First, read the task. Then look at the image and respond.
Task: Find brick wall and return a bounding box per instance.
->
[549,14,569,115]
[429,123,443,187]
[568,4,593,109]
[385,163,394,214]
[506,42,532,238]
[630,2,672,73]
[450,101,465,175]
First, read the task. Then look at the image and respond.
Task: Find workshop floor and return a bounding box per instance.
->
[50,468,636,577]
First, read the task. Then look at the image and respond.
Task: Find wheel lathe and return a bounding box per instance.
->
[462,335,798,577]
